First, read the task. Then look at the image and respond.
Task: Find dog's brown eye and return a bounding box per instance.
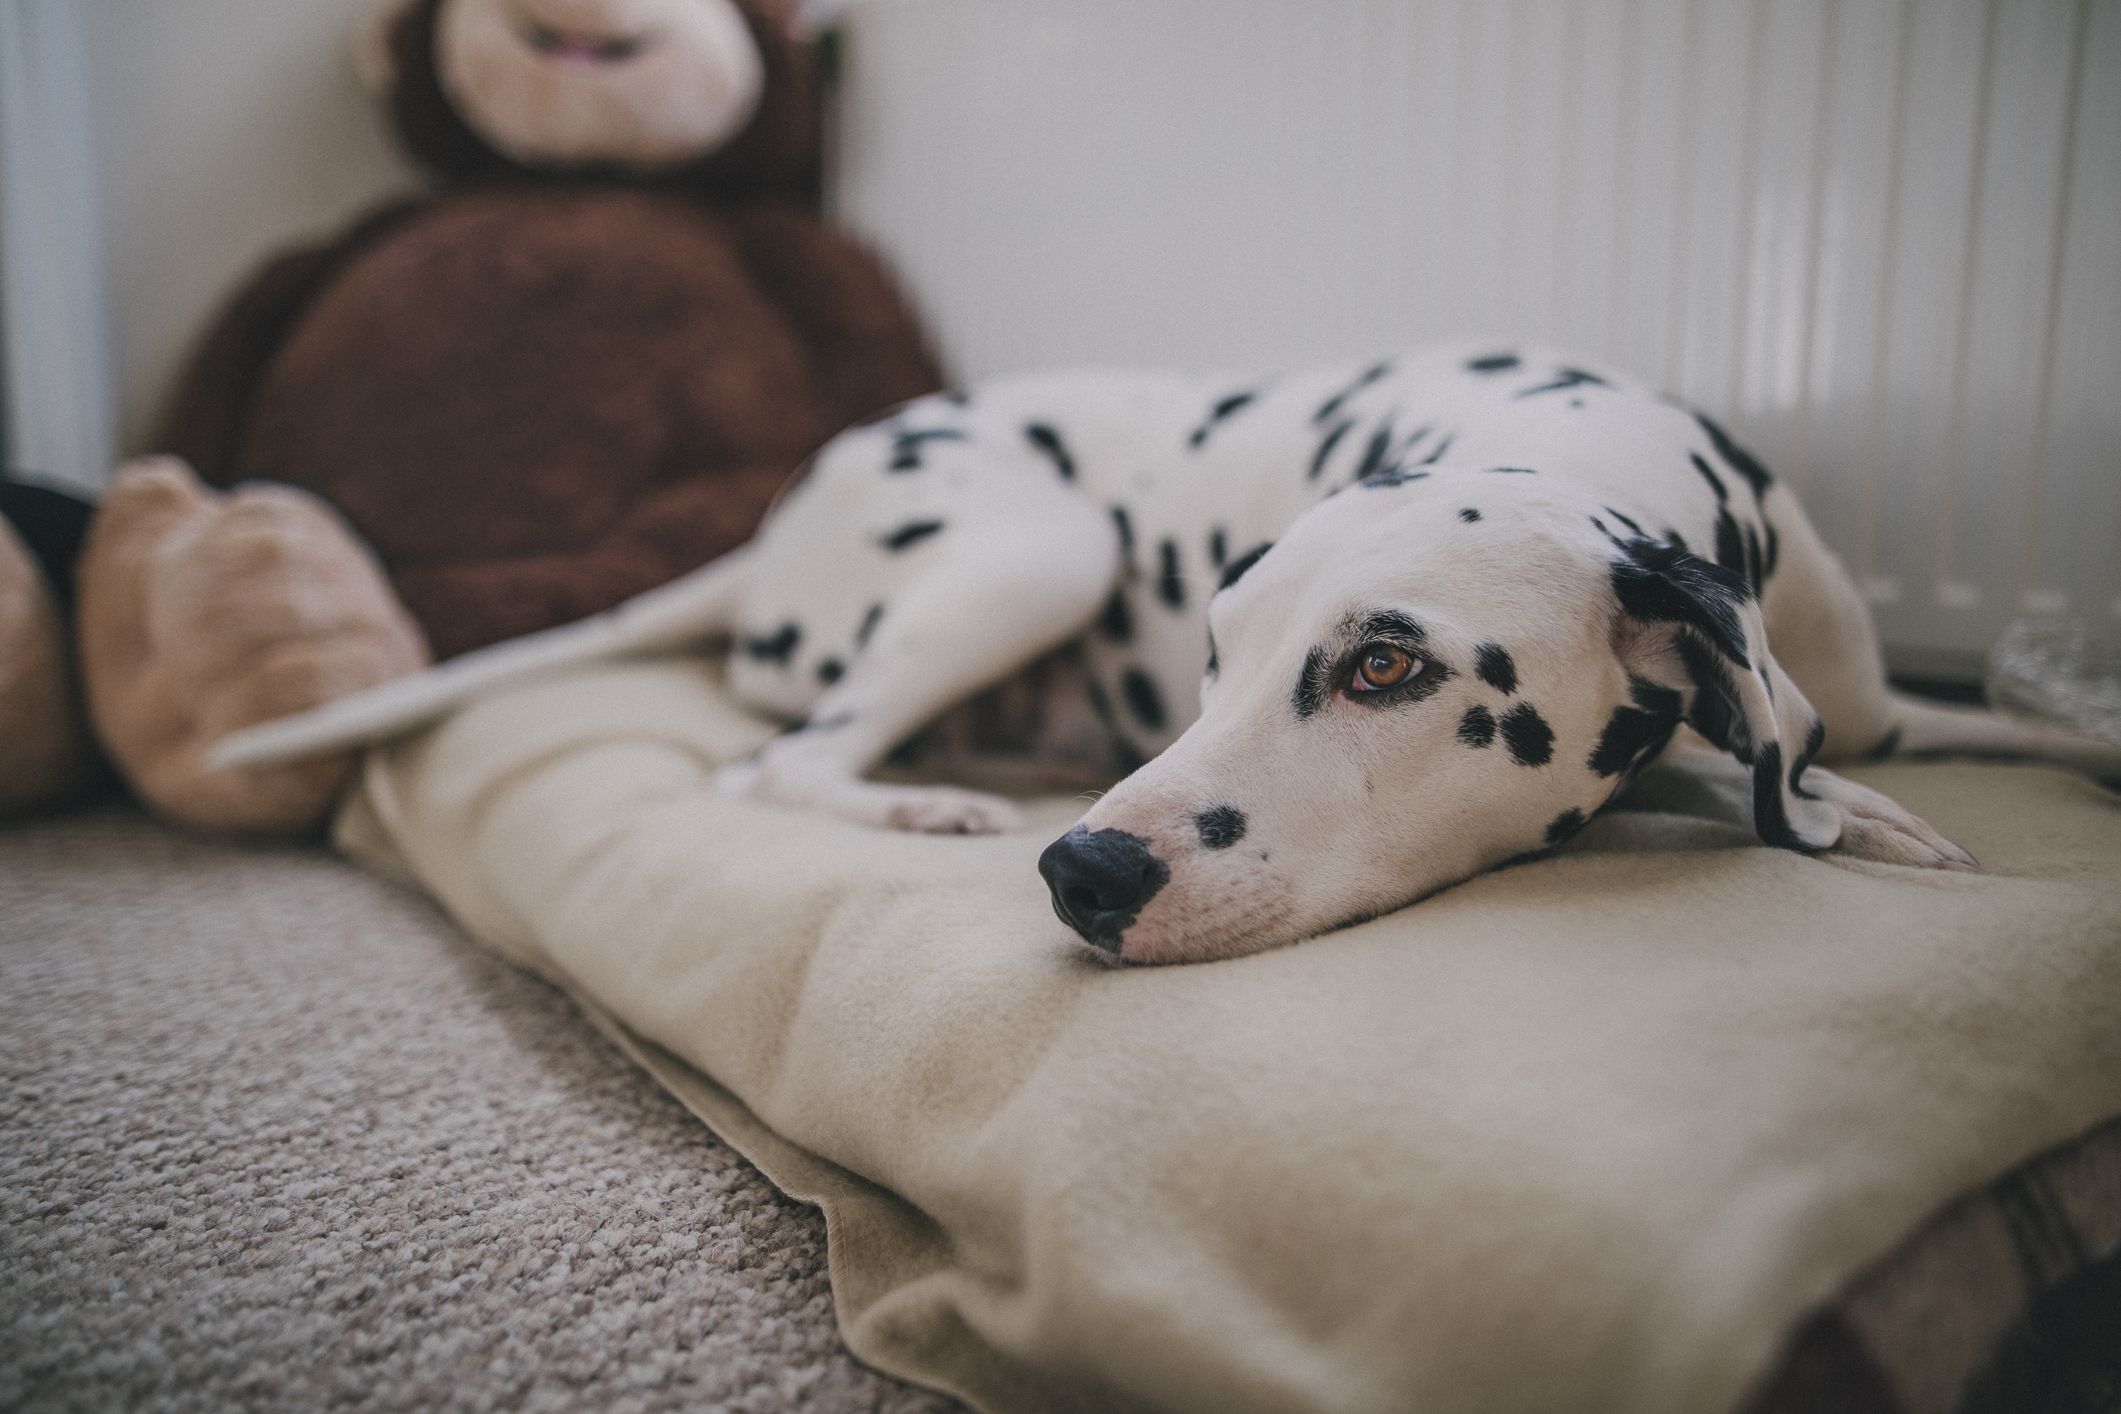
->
[1351,644,1419,692]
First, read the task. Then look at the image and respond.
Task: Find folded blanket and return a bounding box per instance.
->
[336,656,2121,1413]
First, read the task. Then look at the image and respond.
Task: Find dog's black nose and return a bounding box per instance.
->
[1038,827,1170,953]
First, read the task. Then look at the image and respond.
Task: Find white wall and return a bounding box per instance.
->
[832,0,2121,675]
[1,0,116,493]
[3,2,419,489]
[81,0,419,460]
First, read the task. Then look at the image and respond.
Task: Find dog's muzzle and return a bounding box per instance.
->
[1038,827,1169,955]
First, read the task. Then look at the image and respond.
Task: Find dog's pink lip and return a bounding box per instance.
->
[518,18,659,66]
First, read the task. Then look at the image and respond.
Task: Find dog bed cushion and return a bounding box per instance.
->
[334,657,2121,1413]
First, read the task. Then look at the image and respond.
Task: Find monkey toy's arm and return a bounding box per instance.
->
[723,201,948,427]
[154,200,426,483]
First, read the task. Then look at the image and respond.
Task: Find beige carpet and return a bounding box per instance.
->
[0,805,955,1413]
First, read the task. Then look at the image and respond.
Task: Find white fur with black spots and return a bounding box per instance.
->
[210,347,2121,962]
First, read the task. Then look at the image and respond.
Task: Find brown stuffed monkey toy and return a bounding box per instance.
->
[79,0,941,834]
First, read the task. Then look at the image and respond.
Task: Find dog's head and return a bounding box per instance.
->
[1040,472,1834,964]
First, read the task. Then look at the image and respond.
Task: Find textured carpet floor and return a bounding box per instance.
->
[0,806,957,1413]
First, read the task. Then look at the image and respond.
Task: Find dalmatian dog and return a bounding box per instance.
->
[215,347,2121,964]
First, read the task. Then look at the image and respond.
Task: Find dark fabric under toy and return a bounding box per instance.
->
[153,0,941,660]
[0,478,97,612]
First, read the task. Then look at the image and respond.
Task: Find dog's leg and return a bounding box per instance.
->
[208,545,755,768]
[1759,502,2121,775]
[1651,735,1977,870]
[1872,692,2121,776]
[715,485,1123,833]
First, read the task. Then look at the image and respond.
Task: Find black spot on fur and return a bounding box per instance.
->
[1604,506,1644,537]
[887,427,966,471]
[743,622,801,665]
[1110,506,1136,573]
[881,520,946,552]
[1361,466,1430,490]
[1121,668,1168,732]
[1475,643,1518,695]
[1751,742,1817,850]
[1315,361,1392,424]
[1024,423,1075,480]
[1587,690,1680,777]
[1715,508,1748,578]
[1414,432,1456,466]
[1690,452,1729,503]
[1629,674,1684,720]
[1865,725,1904,761]
[1190,390,1258,448]
[1208,527,1228,569]
[1515,367,1610,399]
[1311,418,1356,481]
[1486,465,1536,475]
[1195,804,1247,850]
[1676,632,1753,762]
[1695,412,1773,498]
[1790,718,1826,799]
[1218,542,1273,592]
[1763,522,1780,580]
[855,603,884,650]
[1743,523,1765,592]
[816,658,844,685]
[1609,538,1753,667]
[1545,809,1588,845]
[1205,631,1219,678]
[1099,587,1133,643]
[1459,507,1482,523]
[1354,419,1397,481]
[1157,539,1186,609]
[1465,352,1521,374]
[1459,704,1497,747]
[1500,703,1555,766]
[1665,528,1689,554]
[1293,647,1332,719]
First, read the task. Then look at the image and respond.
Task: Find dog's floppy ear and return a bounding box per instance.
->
[1607,537,1840,853]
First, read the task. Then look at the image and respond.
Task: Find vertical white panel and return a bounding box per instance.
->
[1394,0,1471,345]
[1667,0,1763,411]
[832,0,2116,672]
[78,1,415,460]
[1935,0,2078,617]
[1552,0,1635,359]
[2040,1,2121,621]
[1869,0,1991,645]
[0,0,117,493]
[1802,0,1912,590]
[1735,0,1834,494]
[1606,0,1694,385]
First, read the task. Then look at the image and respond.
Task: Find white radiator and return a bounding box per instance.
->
[829,0,2120,676]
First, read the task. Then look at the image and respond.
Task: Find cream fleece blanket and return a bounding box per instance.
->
[335,656,2121,1414]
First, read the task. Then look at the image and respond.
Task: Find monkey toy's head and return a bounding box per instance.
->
[357,0,818,197]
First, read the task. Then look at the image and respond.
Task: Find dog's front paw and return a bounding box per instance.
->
[1810,769,1978,872]
[881,785,1024,835]
[709,755,1023,834]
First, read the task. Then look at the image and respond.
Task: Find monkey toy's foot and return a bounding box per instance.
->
[76,457,430,834]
